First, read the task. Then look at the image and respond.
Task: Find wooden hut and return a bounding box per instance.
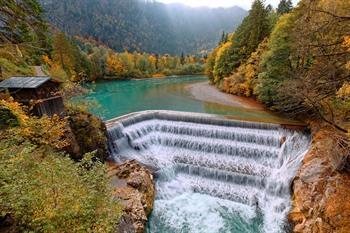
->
[0,76,65,117]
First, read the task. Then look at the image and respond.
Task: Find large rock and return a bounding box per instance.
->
[289,123,350,233]
[108,160,155,233]
[65,108,108,161]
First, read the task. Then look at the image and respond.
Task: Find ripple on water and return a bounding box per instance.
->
[147,192,262,233]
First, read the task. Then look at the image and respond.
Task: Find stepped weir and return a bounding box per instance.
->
[106,110,310,233]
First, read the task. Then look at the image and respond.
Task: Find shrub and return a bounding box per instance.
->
[0,139,121,233]
[0,101,122,232]
[0,124,121,232]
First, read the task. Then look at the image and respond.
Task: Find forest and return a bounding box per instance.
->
[39,0,247,55]
[207,0,350,134]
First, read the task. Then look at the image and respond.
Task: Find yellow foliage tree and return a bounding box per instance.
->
[222,39,269,97]
[106,52,126,76]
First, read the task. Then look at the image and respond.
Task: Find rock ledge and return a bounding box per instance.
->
[289,124,350,232]
[108,160,155,233]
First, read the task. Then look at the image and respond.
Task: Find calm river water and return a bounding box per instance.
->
[82,75,298,124]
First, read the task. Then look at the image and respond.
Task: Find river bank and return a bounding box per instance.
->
[289,122,350,232]
[188,81,304,125]
[188,81,265,110]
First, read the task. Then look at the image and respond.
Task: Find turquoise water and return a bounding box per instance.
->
[82,75,297,124]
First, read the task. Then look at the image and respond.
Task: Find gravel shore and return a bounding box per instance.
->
[188,81,264,110]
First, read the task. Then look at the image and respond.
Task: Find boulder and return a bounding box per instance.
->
[64,107,109,161]
[108,160,155,233]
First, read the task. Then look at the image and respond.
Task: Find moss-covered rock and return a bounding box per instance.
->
[0,106,19,129]
[65,107,108,161]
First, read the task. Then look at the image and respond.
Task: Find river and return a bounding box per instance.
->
[82,75,300,125]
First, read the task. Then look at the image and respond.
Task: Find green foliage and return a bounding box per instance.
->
[205,47,219,84]
[222,39,269,97]
[208,0,350,132]
[50,33,91,82]
[213,42,236,85]
[232,0,271,65]
[175,63,204,76]
[0,106,19,129]
[256,13,295,106]
[277,0,293,15]
[0,57,34,79]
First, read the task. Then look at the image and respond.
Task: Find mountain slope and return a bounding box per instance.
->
[39,0,247,54]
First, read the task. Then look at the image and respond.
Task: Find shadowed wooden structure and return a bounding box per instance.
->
[0,77,65,117]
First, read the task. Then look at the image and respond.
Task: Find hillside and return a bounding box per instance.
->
[38,0,247,55]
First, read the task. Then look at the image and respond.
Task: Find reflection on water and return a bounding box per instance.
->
[81,75,300,124]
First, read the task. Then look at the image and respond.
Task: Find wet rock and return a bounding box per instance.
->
[280,136,286,146]
[289,124,350,233]
[109,160,155,233]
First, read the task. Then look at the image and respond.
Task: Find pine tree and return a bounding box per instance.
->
[224,33,229,43]
[219,32,229,45]
[277,0,293,15]
[180,52,185,65]
[232,0,270,66]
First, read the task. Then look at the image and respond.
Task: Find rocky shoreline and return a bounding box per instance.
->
[108,160,155,233]
[289,123,350,232]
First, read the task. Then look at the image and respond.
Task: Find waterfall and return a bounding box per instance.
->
[107,110,310,233]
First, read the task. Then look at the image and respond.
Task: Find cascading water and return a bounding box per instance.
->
[107,110,310,233]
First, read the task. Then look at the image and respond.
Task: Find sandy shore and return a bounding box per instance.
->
[188,81,265,110]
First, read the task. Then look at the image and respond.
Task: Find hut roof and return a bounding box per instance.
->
[0,77,52,89]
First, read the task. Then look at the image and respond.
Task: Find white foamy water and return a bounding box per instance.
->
[107,111,310,233]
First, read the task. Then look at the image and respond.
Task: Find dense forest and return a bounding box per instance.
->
[0,13,205,83]
[38,0,247,55]
[207,0,350,134]
[45,34,206,82]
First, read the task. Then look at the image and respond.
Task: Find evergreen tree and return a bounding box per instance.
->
[180,52,185,65]
[224,33,229,43]
[207,0,272,85]
[256,13,295,106]
[229,0,271,69]
[236,0,270,56]
[277,0,293,15]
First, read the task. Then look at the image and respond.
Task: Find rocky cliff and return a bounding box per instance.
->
[108,160,155,233]
[289,123,350,232]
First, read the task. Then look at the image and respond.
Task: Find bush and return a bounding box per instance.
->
[0,106,19,129]
[0,140,121,233]
[0,100,122,232]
